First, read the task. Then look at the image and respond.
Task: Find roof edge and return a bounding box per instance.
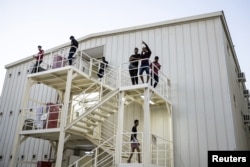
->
[5,11,224,69]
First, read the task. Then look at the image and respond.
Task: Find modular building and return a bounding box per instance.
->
[0,11,249,167]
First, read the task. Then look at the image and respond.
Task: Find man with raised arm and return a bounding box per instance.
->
[139,41,151,83]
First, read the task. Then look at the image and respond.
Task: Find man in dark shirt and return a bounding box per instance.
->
[127,119,141,163]
[139,41,151,83]
[97,57,109,80]
[129,47,140,85]
[68,36,78,65]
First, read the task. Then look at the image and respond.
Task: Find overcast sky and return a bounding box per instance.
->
[0,0,249,95]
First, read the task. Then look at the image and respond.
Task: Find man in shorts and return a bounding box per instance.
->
[139,41,151,83]
[127,120,141,163]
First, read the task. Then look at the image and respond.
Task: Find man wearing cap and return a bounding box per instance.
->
[68,36,78,65]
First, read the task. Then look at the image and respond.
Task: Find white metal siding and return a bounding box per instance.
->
[223,25,249,150]
[0,61,58,167]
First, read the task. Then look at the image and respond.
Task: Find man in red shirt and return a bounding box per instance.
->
[150,56,161,88]
[32,45,44,73]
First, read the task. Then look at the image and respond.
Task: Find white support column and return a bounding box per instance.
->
[55,69,73,167]
[143,88,151,164]
[115,91,125,165]
[9,78,33,167]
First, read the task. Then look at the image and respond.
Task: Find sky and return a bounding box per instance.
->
[0,0,250,95]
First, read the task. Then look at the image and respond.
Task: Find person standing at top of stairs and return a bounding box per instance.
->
[139,41,151,83]
[31,45,44,73]
[97,57,109,80]
[129,47,140,85]
[150,56,161,88]
[68,36,78,65]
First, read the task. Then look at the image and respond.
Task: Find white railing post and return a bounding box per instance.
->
[89,58,93,77]
[75,161,78,167]
[94,149,98,167]
[118,65,122,88]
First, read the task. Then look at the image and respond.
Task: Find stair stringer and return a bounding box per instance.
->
[65,89,119,133]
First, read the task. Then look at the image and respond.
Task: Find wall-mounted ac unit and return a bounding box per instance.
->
[238,72,246,82]
[243,89,249,98]
[243,114,250,123]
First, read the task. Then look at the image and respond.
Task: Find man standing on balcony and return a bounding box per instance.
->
[129,47,140,85]
[31,45,44,73]
[150,56,161,88]
[139,41,151,83]
[97,57,109,80]
[68,36,78,65]
[127,119,141,163]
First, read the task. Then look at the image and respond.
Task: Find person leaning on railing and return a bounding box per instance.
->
[150,56,161,88]
[31,45,44,73]
[97,57,109,80]
[139,41,151,83]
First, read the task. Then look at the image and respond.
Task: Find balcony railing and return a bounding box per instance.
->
[28,47,171,101]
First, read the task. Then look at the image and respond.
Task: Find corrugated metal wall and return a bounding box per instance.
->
[0,60,58,167]
[0,15,249,167]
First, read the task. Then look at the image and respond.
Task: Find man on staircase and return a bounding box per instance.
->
[127,119,141,163]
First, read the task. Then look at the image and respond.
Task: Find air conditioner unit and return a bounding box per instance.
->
[243,89,249,98]
[243,114,250,123]
[238,72,246,82]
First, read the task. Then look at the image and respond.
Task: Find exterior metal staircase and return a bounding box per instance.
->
[10,47,173,167]
[65,88,119,136]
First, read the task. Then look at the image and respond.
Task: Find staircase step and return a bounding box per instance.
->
[104,101,118,109]
[93,110,110,118]
[70,126,89,134]
[86,115,104,122]
[75,122,94,130]
[67,128,87,137]
[81,120,99,126]
[99,106,116,114]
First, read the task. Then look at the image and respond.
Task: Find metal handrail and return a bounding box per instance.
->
[120,58,170,99]
[151,133,173,166]
[68,136,116,167]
